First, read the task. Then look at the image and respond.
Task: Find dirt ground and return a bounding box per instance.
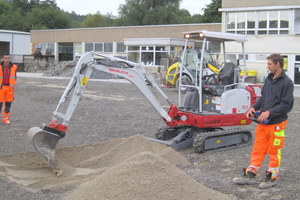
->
[0,74,299,200]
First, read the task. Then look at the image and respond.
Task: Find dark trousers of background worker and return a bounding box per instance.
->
[0,85,14,124]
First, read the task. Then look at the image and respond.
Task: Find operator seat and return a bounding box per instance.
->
[218,62,236,85]
[203,62,237,96]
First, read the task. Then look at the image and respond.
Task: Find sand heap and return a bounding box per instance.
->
[0,134,236,200]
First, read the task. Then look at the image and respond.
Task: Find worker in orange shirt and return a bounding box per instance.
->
[233,54,294,189]
[0,54,17,125]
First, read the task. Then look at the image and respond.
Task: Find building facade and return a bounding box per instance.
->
[30,23,221,67]
[219,0,300,92]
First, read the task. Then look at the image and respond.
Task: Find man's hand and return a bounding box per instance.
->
[257,111,270,122]
[246,107,255,118]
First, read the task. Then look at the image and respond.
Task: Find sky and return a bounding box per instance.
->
[56,0,212,16]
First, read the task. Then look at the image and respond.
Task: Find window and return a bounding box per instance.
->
[237,12,246,29]
[247,12,256,35]
[226,10,290,35]
[95,43,103,52]
[104,43,113,52]
[127,45,174,66]
[46,43,54,56]
[227,13,236,30]
[85,43,93,52]
[258,11,267,34]
[85,42,114,53]
[117,43,125,52]
[280,10,289,28]
[34,43,54,56]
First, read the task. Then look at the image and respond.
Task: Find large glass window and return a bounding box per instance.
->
[117,43,125,52]
[227,12,236,30]
[247,12,256,29]
[85,42,113,53]
[258,11,267,35]
[59,43,73,61]
[127,45,174,66]
[227,10,290,35]
[269,11,278,28]
[33,42,55,57]
[141,52,154,65]
[128,52,140,63]
[280,10,289,28]
[237,12,246,29]
[85,43,93,52]
[46,43,54,56]
[95,43,103,52]
[104,43,113,52]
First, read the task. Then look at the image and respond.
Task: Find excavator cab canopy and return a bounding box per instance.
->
[183,30,248,43]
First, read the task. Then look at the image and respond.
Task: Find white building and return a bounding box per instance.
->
[0,29,31,63]
[219,0,300,96]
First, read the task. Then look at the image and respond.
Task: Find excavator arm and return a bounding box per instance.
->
[52,52,173,126]
[27,52,177,175]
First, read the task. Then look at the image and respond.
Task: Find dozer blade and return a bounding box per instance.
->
[27,127,64,176]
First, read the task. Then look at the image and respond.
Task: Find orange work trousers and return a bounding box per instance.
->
[0,86,14,102]
[248,120,287,177]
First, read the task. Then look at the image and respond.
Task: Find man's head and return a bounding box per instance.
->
[2,55,10,66]
[267,54,283,74]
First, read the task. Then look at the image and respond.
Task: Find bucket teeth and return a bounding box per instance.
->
[27,127,62,175]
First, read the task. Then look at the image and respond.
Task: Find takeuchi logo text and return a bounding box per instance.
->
[109,68,128,74]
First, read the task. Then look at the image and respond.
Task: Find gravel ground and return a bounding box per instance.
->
[0,74,299,200]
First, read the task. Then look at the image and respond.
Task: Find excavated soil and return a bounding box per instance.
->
[0,74,299,200]
[0,134,235,200]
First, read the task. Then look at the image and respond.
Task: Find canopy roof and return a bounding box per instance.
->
[182,30,247,43]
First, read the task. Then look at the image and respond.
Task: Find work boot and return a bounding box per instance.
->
[4,119,11,125]
[233,168,257,185]
[2,117,11,125]
[258,171,277,189]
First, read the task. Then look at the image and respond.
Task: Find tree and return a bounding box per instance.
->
[191,14,205,23]
[81,13,106,28]
[25,7,72,30]
[116,0,186,26]
[202,0,221,23]
[0,1,26,31]
[67,11,87,28]
[81,12,115,28]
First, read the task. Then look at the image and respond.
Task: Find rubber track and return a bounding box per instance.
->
[193,128,252,153]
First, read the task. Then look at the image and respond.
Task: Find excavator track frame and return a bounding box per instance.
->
[193,128,252,153]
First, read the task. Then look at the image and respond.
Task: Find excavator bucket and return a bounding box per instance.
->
[27,124,66,176]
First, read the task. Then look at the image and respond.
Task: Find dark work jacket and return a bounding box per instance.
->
[252,71,294,124]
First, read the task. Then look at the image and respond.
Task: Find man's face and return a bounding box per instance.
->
[3,55,10,66]
[267,59,280,74]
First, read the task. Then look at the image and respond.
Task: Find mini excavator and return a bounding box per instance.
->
[27,31,261,174]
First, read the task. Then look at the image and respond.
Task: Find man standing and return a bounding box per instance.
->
[233,54,294,189]
[0,54,17,125]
